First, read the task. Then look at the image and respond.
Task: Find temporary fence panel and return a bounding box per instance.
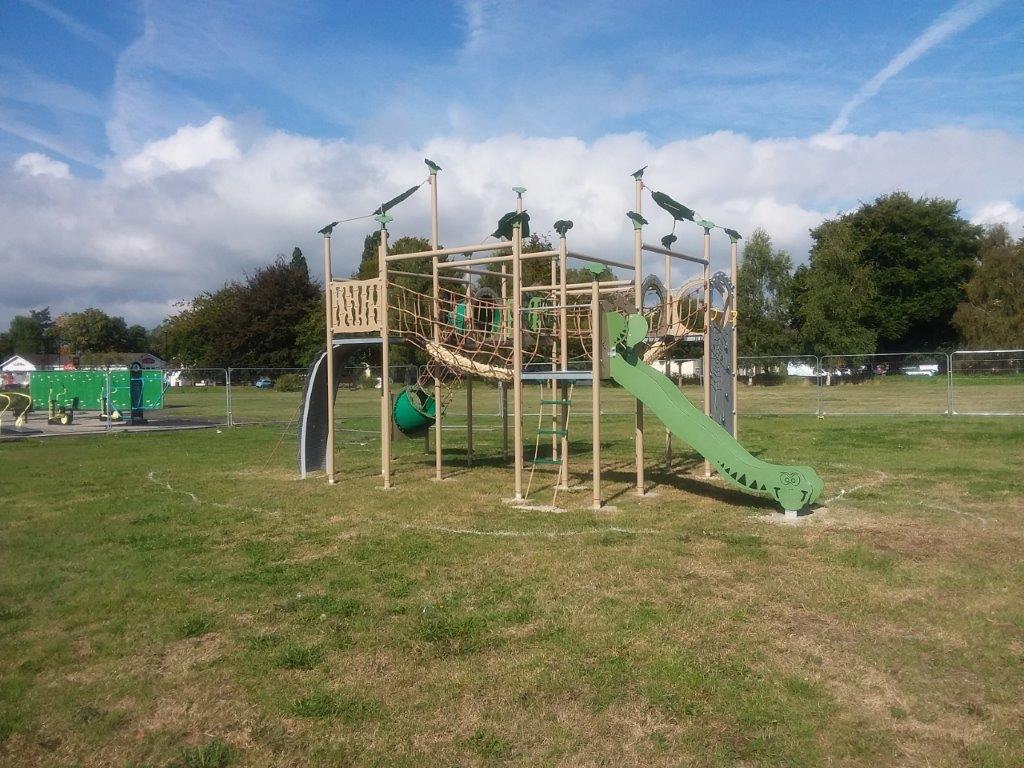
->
[162,369,230,426]
[227,368,308,426]
[736,355,821,416]
[949,349,1024,416]
[819,353,949,415]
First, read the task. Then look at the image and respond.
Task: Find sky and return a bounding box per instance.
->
[1,0,1022,328]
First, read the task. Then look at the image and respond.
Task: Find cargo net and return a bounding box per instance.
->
[388,281,602,390]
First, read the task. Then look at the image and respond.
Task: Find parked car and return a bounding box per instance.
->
[254,377,273,389]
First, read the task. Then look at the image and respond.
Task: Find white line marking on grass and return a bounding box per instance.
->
[147,471,266,514]
[148,472,655,539]
[821,471,889,505]
[918,500,989,525]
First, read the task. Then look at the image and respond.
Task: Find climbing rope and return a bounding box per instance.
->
[524,382,546,499]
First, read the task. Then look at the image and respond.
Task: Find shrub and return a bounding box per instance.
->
[274,373,304,392]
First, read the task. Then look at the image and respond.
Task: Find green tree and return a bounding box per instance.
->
[162,255,319,368]
[6,309,53,354]
[737,227,795,357]
[0,331,11,360]
[125,324,150,350]
[828,192,981,351]
[162,285,243,368]
[295,294,327,367]
[54,308,130,353]
[953,225,1024,348]
[792,220,878,355]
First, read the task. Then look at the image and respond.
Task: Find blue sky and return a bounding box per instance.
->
[1,0,1023,326]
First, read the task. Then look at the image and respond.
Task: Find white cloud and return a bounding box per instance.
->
[1,118,1023,328]
[120,116,240,178]
[13,152,71,178]
[971,201,1024,234]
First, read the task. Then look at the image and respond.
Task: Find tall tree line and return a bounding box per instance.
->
[739,191,1019,356]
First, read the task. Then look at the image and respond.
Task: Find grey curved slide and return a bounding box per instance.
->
[298,342,369,477]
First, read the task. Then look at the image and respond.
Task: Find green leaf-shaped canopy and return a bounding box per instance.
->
[492,210,531,240]
[661,234,677,250]
[722,227,742,241]
[651,191,695,222]
[626,211,648,228]
[554,219,574,236]
[374,184,422,215]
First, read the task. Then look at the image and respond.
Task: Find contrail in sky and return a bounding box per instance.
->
[827,0,1005,134]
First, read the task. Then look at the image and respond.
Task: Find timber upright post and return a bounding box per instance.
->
[590,270,602,509]
[321,224,337,484]
[665,226,673,468]
[500,270,509,460]
[377,214,393,488]
[511,190,525,502]
[429,161,444,481]
[700,218,714,478]
[727,230,741,441]
[557,223,571,489]
[631,168,646,496]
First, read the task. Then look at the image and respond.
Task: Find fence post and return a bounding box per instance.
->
[815,356,822,418]
[947,352,955,417]
[105,366,112,433]
[226,368,233,427]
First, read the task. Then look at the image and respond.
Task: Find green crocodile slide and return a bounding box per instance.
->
[607,312,823,513]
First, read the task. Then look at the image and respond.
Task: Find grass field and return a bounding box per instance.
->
[1,395,1023,765]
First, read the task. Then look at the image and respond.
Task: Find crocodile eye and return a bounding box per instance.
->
[781,472,801,487]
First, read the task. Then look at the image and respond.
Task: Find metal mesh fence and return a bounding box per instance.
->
[162,368,230,426]
[819,353,950,416]
[737,355,821,415]
[4,347,1023,443]
[950,349,1024,416]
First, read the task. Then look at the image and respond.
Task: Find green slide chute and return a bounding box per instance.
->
[606,312,823,513]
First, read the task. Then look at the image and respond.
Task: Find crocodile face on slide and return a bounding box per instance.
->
[770,468,824,513]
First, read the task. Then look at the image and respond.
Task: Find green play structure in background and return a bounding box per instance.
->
[29,370,164,412]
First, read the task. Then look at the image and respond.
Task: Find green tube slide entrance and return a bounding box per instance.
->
[606,312,823,513]
[393,385,440,437]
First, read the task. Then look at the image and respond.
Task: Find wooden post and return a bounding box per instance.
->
[633,174,645,495]
[557,233,570,489]
[591,274,602,509]
[500,382,509,460]
[379,226,392,488]
[512,215,524,501]
[665,235,672,468]
[500,252,510,460]
[466,378,474,467]
[702,225,712,478]
[549,254,558,462]
[430,169,443,481]
[322,231,336,485]
[731,237,739,441]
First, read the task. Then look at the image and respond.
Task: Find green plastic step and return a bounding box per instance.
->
[540,399,571,405]
[532,457,562,465]
[537,429,567,436]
